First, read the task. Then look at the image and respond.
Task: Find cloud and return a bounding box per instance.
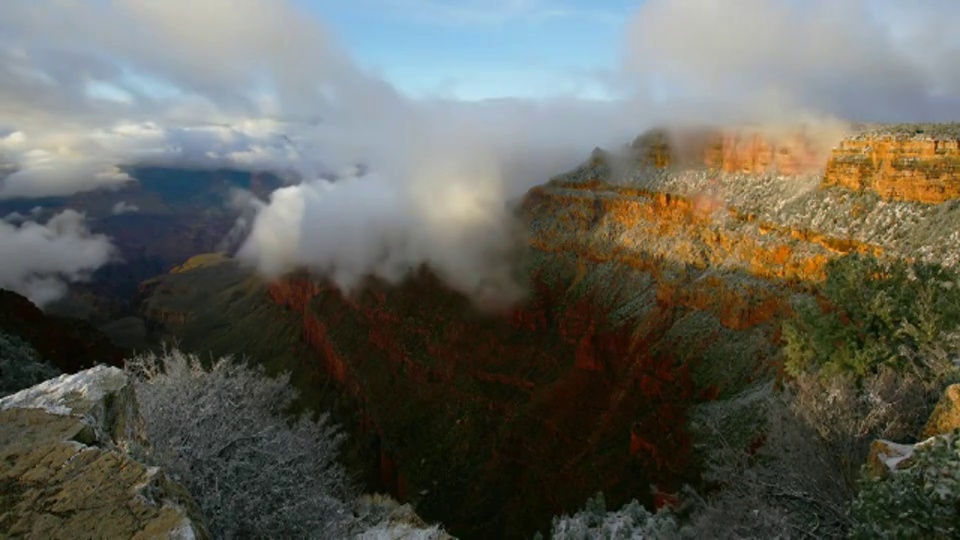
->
[623,0,960,122]
[0,0,646,304]
[111,201,139,215]
[3,0,958,307]
[0,210,116,307]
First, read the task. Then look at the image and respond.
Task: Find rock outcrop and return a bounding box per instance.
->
[921,384,960,439]
[629,125,960,205]
[629,126,839,176]
[823,132,960,203]
[866,383,960,481]
[0,366,208,539]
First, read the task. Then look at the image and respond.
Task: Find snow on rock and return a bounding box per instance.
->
[0,364,145,448]
[866,439,917,479]
[354,494,454,540]
[0,366,210,538]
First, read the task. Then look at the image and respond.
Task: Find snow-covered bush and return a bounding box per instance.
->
[849,430,960,539]
[0,332,59,397]
[353,494,449,540]
[546,492,682,540]
[126,348,355,539]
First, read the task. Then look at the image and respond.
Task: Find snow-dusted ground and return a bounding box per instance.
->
[550,160,960,268]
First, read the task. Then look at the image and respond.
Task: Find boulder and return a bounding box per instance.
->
[0,365,209,539]
[864,439,917,480]
[920,383,960,439]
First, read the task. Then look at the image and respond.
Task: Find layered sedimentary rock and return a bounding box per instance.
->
[0,366,208,539]
[630,126,838,176]
[823,133,960,203]
[703,130,828,176]
[631,125,960,205]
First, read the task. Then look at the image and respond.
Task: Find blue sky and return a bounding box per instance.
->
[303,0,639,100]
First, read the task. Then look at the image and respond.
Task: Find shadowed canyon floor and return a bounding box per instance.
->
[136,124,960,538]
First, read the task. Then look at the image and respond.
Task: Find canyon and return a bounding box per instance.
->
[137,124,960,538]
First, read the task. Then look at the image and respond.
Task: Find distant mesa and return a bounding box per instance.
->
[626,123,960,204]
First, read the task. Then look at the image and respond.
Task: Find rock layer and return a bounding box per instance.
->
[0,366,208,539]
[630,126,837,176]
[823,135,960,203]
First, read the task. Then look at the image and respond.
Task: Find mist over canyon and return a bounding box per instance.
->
[3,1,960,539]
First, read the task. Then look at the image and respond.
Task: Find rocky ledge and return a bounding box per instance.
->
[0,365,208,539]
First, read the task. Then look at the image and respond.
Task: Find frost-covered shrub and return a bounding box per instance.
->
[849,430,960,539]
[126,349,354,539]
[353,494,449,540]
[0,332,59,397]
[547,493,682,540]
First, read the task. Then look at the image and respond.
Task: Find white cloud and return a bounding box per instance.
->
[1,0,958,306]
[0,210,116,306]
[111,201,139,215]
[624,0,960,122]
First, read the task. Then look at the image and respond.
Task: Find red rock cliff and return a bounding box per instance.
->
[823,135,960,203]
[632,127,836,176]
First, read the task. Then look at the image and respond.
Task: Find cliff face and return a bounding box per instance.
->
[631,127,835,176]
[0,366,208,539]
[266,268,710,539]
[823,135,960,203]
[631,126,960,204]
[703,131,827,176]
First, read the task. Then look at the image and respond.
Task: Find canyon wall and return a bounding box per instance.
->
[631,127,836,176]
[632,125,960,204]
[139,123,960,539]
[823,135,960,203]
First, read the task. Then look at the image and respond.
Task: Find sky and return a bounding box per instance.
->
[302,0,637,100]
[1,0,959,306]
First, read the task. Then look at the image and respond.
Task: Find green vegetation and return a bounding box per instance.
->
[850,430,960,539]
[783,254,960,378]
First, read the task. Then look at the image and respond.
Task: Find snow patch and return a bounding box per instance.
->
[0,364,127,416]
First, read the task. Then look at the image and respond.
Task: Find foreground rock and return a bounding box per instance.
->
[866,383,960,481]
[921,383,960,439]
[0,366,208,539]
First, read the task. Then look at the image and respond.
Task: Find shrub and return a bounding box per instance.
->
[784,254,960,379]
[691,389,852,539]
[789,369,941,490]
[546,492,683,540]
[849,430,960,539]
[0,332,59,397]
[353,494,449,540]
[126,349,354,539]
